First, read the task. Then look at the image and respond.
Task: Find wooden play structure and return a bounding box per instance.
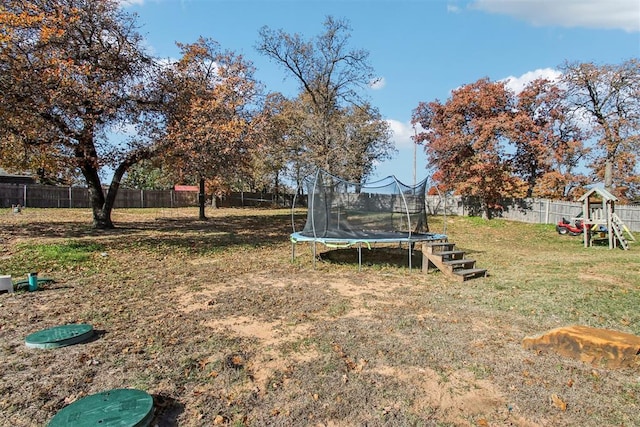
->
[578,187,635,250]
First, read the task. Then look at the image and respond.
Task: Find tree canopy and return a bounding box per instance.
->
[257,16,394,182]
[413,78,523,218]
[0,0,262,226]
[508,78,588,199]
[413,61,640,215]
[560,59,640,201]
[3,1,637,227]
[0,0,155,227]
[151,38,259,219]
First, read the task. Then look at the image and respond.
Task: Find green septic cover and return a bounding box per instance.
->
[25,324,94,349]
[48,389,154,427]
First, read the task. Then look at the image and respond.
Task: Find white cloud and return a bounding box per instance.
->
[447,4,461,13]
[369,77,386,90]
[386,119,420,148]
[470,0,640,32]
[502,68,562,94]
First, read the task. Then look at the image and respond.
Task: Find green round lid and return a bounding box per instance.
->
[48,389,154,427]
[25,324,94,349]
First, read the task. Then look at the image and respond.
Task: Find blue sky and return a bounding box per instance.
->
[122,0,640,185]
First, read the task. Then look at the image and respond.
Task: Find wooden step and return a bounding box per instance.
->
[424,242,455,253]
[432,250,465,260]
[444,259,476,270]
[453,268,487,282]
[611,223,629,250]
[422,242,488,281]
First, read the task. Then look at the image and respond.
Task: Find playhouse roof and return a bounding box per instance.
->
[578,187,618,202]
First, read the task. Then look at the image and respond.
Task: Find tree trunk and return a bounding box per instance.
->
[604,157,613,193]
[93,147,153,229]
[481,198,493,220]
[198,176,207,221]
[79,142,115,229]
[93,205,114,229]
[88,182,114,229]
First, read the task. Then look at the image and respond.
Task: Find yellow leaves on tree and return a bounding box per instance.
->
[158,38,258,193]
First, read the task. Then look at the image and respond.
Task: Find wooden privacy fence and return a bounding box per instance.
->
[425,195,640,232]
[0,184,198,209]
[0,184,296,209]
[216,191,297,208]
[2,183,639,232]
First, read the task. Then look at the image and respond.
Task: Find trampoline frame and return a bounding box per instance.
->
[290,231,448,270]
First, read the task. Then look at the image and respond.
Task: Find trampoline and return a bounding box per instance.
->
[291,169,448,269]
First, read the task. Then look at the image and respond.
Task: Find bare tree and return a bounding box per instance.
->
[256,16,394,181]
[561,59,640,200]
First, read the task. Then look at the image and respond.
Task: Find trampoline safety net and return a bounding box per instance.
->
[296,169,429,240]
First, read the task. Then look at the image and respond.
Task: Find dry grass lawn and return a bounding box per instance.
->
[0,207,638,426]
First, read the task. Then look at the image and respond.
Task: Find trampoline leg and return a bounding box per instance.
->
[291,241,295,261]
[358,243,362,271]
[408,245,412,270]
[312,242,316,269]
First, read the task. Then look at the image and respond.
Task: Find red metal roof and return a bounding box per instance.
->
[174,185,199,192]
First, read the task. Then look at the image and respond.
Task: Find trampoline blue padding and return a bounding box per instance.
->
[290,231,448,246]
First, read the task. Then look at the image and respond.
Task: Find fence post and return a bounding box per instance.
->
[544,199,550,224]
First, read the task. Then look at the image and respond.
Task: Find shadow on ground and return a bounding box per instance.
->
[319,247,425,269]
[2,211,297,256]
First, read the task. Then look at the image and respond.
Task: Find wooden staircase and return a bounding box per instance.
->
[422,242,487,282]
[611,213,635,250]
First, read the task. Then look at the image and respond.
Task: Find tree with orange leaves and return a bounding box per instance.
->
[152,38,259,220]
[508,78,589,200]
[412,78,523,219]
[0,0,155,228]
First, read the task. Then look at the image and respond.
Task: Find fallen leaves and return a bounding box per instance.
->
[332,343,367,373]
[551,393,567,411]
[198,355,217,370]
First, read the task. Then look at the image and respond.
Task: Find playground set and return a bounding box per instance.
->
[558,187,635,250]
